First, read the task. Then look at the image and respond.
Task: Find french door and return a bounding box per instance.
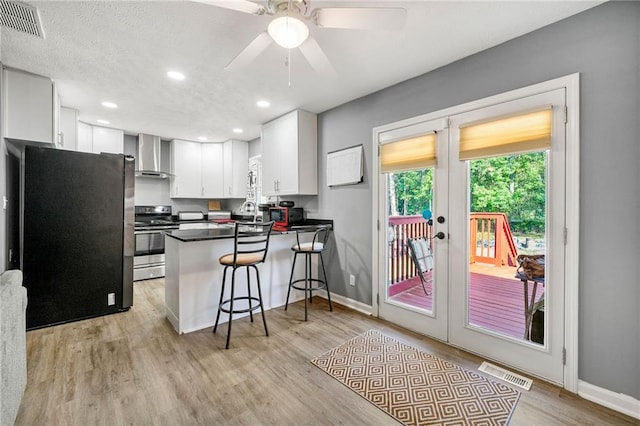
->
[375,87,568,384]
[376,118,449,341]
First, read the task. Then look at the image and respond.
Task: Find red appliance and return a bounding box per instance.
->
[269,207,304,229]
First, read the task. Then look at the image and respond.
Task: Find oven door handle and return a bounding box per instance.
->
[135,230,169,235]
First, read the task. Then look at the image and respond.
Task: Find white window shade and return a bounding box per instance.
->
[380,132,436,173]
[459,108,552,160]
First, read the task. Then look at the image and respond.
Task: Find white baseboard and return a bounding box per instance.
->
[316,291,373,316]
[578,380,640,420]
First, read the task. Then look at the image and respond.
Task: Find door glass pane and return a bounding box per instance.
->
[385,168,435,313]
[467,151,547,344]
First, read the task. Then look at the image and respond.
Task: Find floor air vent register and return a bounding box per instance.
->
[0,0,44,38]
[478,361,534,391]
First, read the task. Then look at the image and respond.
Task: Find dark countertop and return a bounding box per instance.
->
[165,219,333,243]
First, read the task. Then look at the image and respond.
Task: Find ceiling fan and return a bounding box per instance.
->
[194,0,407,76]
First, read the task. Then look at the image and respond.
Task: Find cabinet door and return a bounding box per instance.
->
[274,112,299,195]
[171,140,202,198]
[92,126,124,154]
[3,68,53,144]
[223,140,248,198]
[260,121,279,196]
[77,122,93,153]
[202,143,224,198]
[59,107,78,151]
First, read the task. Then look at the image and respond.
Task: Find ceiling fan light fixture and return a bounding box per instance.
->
[267,15,309,48]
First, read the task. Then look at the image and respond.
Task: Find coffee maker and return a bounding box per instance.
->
[257,203,275,222]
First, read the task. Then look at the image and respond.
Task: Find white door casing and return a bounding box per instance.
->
[372,74,580,390]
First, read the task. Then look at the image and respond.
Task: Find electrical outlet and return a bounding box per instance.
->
[108,293,115,306]
[349,274,355,287]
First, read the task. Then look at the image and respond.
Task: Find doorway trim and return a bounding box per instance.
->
[371,73,580,392]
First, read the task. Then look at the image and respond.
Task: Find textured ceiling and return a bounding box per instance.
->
[0,0,602,142]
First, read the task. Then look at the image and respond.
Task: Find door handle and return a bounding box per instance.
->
[434,231,446,240]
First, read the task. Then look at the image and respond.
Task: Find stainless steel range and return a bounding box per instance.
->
[134,205,178,281]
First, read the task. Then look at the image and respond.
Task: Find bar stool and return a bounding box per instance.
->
[284,226,332,321]
[213,221,274,349]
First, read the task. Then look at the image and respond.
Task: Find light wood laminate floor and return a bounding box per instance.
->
[16,279,635,425]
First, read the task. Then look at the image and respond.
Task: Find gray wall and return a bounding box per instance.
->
[317,2,639,399]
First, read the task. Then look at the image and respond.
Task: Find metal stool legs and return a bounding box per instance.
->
[213,264,268,349]
[285,250,332,321]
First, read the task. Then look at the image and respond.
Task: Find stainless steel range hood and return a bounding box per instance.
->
[135,133,172,178]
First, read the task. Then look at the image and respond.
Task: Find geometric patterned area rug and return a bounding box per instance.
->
[311,330,520,426]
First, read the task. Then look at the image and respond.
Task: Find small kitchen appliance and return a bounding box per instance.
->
[269,206,304,229]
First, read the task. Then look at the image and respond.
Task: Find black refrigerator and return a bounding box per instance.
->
[21,145,134,330]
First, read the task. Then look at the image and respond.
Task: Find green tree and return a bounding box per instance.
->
[392,169,433,215]
[389,152,546,233]
[470,152,546,233]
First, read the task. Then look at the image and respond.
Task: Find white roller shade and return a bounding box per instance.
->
[459,108,552,160]
[380,132,436,173]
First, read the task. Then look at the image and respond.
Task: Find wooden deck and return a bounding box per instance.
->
[388,265,544,340]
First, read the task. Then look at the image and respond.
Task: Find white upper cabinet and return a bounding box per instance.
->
[171,139,247,199]
[171,139,203,198]
[223,139,248,198]
[76,122,123,154]
[92,126,124,154]
[202,143,224,198]
[58,107,78,151]
[77,121,93,153]
[2,67,54,144]
[261,110,317,196]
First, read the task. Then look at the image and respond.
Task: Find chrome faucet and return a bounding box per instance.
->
[240,200,258,222]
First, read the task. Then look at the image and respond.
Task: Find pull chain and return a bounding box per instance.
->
[287,48,292,87]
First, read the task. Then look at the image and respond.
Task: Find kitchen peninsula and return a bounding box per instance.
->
[164,221,332,334]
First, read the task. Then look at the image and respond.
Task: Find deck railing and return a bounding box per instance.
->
[469,212,518,267]
[388,215,432,285]
[387,213,519,286]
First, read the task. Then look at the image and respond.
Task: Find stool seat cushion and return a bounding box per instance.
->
[219,252,263,266]
[292,242,324,252]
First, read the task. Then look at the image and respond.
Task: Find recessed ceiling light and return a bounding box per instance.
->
[101,101,118,109]
[97,119,110,125]
[256,100,270,108]
[232,128,243,134]
[198,136,207,141]
[167,71,186,81]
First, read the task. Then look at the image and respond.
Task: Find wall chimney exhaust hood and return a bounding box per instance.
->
[135,133,172,178]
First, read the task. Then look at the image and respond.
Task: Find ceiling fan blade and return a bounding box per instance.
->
[298,36,337,78]
[225,32,272,70]
[191,0,265,15]
[314,7,407,30]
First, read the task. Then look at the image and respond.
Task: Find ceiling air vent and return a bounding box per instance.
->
[0,0,44,38]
